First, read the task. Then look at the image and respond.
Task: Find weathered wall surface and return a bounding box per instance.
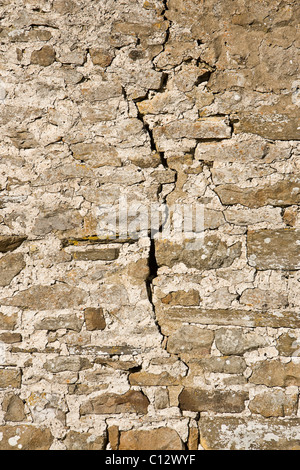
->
[0,0,299,450]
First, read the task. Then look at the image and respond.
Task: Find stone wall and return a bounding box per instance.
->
[0,0,299,450]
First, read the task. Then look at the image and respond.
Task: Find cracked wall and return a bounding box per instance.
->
[0,0,299,450]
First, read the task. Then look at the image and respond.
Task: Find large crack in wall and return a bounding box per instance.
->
[0,0,299,451]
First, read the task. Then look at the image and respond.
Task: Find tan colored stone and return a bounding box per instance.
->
[157,307,300,333]
[108,425,119,450]
[70,143,122,168]
[240,288,288,310]
[119,428,185,450]
[32,210,82,236]
[154,388,169,410]
[249,391,298,417]
[188,427,199,451]
[80,390,149,415]
[215,180,300,208]
[30,46,56,66]
[84,308,106,331]
[195,356,247,374]
[72,248,120,261]
[64,430,107,450]
[161,290,200,306]
[179,388,248,413]
[153,118,232,142]
[129,371,181,386]
[167,326,214,356]
[0,332,22,343]
[0,253,25,287]
[35,314,84,332]
[0,313,18,331]
[44,357,92,373]
[1,284,87,310]
[250,360,300,387]
[3,394,26,422]
[0,236,26,253]
[0,425,53,450]
[200,417,300,450]
[215,328,268,355]
[0,369,22,389]
[247,229,300,270]
[277,332,300,357]
[155,236,241,270]
[90,48,114,67]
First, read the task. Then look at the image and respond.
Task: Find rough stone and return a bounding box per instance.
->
[200,417,300,450]
[0,425,53,450]
[0,369,22,389]
[277,332,300,357]
[64,430,107,450]
[43,357,92,373]
[155,236,242,270]
[167,326,214,356]
[108,426,119,450]
[179,388,248,413]
[195,356,247,374]
[129,371,181,386]
[0,236,27,253]
[1,284,87,310]
[72,248,120,261]
[161,290,200,306]
[80,390,150,415]
[119,428,185,451]
[214,328,268,355]
[30,46,56,66]
[247,229,300,270]
[3,394,26,422]
[0,313,18,331]
[240,288,289,310]
[215,180,300,208]
[84,308,106,331]
[249,391,298,417]
[0,253,26,287]
[35,314,84,332]
[157,307,300,332]
[0,332,22,343]
[249,360,300,387]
